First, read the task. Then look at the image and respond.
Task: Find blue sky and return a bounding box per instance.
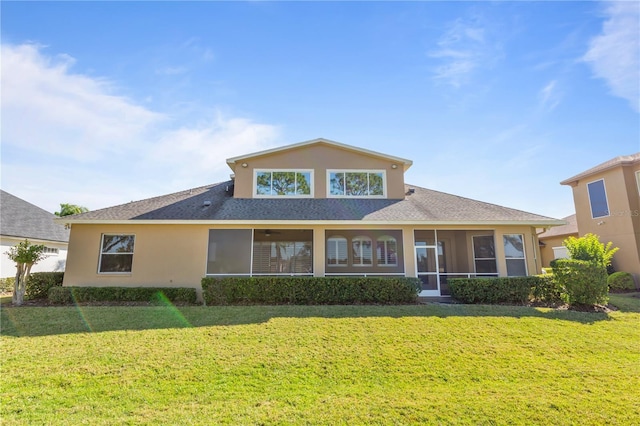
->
[1,1,638,219]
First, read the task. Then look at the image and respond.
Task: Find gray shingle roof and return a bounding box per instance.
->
[62,181,560,224]
[538,214,578,239]
[1,190,70,242]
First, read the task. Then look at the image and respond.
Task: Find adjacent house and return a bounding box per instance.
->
[1,190,70,278]
[560,153,640,281]
[537,214,579,267]
[58,138,563,297]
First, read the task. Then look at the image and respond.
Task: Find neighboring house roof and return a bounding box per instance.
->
[560,153,640,186]
[226,138,414,172]
[1,190,70,243]
[58,181,562,226]
[538,214,578,239]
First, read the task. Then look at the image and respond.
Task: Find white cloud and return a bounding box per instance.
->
[1,43,163,161]
[583,1,640,112]
[538,80,562,112]
[429,18,500,88]
[156,66,189,76]
[0,43,280,212]
[150,113,280,187]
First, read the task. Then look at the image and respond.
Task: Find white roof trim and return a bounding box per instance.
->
[57,219,565,227]
[226,138,413,171]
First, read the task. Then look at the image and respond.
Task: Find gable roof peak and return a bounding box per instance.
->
[560,152,640,185]
[226,138,413,171]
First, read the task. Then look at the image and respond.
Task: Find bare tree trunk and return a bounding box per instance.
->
[13,264,24,306]
[12,263,32,306]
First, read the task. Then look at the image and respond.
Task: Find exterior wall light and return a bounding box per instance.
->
[241,163,248,168]
[391,164,398,169]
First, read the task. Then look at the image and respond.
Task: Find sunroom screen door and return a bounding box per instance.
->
[416,245,440,296]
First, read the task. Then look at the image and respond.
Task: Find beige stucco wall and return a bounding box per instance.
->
[539,234,578,268]
[231,144,406,199]
[63,223,542,295]
[569,163,640,278]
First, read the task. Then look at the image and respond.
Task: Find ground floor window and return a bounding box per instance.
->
[503,234,527,276]
[207,229,312,275]
[325,230,403,274]
[327,236,348,265]
[252,230,312,274]
[207,229,253,274]
[98,234,135,273]
[472,235,497,274]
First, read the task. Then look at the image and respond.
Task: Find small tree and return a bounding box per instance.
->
[6,240,46,306]
[55,203,88,217]
[563,233,619,268]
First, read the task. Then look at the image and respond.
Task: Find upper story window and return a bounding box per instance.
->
[636,171,640,196]
[328,170,385,198]
[587,179,609,218]
[255,170,313,197]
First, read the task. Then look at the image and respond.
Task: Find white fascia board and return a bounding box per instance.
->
[58,219,566,227]
[0,235,70,245]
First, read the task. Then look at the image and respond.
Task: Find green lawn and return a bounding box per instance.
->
[2,295,639,425]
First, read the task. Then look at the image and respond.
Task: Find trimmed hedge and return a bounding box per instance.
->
[48,286,198,305]
[449,276,567,305]
[530,274,566,304]
[552,258,608,306]
[26,272,64,300]
[607,271,636,292]
[202,276,421,305]
[0,277,15,293]
[449,277,533,304]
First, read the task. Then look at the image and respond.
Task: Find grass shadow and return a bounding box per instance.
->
[4,293,638,337]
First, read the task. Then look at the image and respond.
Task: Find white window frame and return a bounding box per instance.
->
[352,235,373,267]
[326,169,386,198]
[472,235,497,275]
[327,235,348,266]
[43,247,59,256]
[635,170,640,196]
[503,234,528,277]
[98,234,135,274]
[586,179,610,219]
[253,169,314,198]
[376,235,398,266]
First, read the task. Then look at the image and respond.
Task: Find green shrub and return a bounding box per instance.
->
[0,277,15,293]
[531,274,566,304]
[48,286,198,305]
[48,286,73,304]
[449,277,533,304]
[563,233,618,268]
[552,258,608,306]
[607,272,636,292]
[25,272,64,299]
[201,276,421,305]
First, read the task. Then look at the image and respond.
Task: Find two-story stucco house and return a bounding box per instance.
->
[560,153,640,282]
[59,139,562,297]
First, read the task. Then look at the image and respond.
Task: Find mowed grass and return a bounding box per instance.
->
[2,296,639,425]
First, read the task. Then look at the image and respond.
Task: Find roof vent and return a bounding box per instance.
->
[408,188,415,194]
[203,200,212,207]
